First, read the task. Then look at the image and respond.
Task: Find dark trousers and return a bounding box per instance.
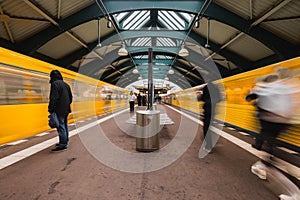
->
[254,120,288,151]
[203,103,216,149]
[129,101,134,112]
[137,100,142,106]
[57,114,69,148]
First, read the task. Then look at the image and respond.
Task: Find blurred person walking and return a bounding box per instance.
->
[245,68,300,199]
[201,77,222,152]
[48,70,73,152]
[137,93,142,106]
[245,67,300,199]
[246,68,299,152]
[128,91,136,112]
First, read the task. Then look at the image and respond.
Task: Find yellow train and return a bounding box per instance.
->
[165,57,300,152]
[0,47,129,145]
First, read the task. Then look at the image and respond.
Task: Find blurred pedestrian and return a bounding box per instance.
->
[142,94,147,106]
[246,70,298,152]
[246,67,300,187]
[137,93,142,106]
[201,77,222,152]
[48,70,73,152]
[128,91,136,112]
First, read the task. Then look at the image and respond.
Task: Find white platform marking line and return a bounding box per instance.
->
[36,132,50,137]
[166,105,203,126]
[166,105,300,180]
[238,131,249,136]
[0,109,128,170]
[278,147,299,155]
[7,140,28,145]
[0,138,57,170]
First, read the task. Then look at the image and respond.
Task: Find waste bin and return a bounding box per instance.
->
[136,110,160,152]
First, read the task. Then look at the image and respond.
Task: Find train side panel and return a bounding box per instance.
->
[0,48,129,145]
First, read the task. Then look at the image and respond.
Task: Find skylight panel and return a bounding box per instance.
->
[160,11,184,30]
[132,37,151,46]
[168,11,185,28]
[124,10,149,30]
[114,10,193,30]
[155,63,168,66]
[130,11,150,29]
[139,55,148,59]
[115,12,129,21]
[132,38,143,46]
[159,11,178,30]
[158,16,172,30]
[180,12,193,22]
[123,11,139,26]
[166,38,176,46]
[156,37,176,47]
[156,55,172,59]
[161,38,173,46]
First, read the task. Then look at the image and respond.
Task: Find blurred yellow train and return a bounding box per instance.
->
[1,46,300,153]
[0,47,129,145]
[164,57,300,152]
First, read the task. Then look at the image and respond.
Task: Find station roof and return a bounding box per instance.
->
[0,0,299,89]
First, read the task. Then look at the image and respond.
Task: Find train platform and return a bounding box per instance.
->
[0,104,299,200]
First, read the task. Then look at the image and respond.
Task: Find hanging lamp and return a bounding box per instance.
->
[178,43,189,57]
[118,42,128,56]
[205,18,211,48]
[97,18,101,47]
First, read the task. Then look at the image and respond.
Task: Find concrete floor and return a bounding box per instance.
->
[0,105,291,200]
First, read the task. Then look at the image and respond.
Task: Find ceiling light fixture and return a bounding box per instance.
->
[97,18,101,47]
[118,42,128,56]
[195,16,200,28]
[164,77,169,81]
[178,43,189,57]
[132,68,139,74]
[107,16,112,28]
[205,18,211,48]
[168,68,174,74]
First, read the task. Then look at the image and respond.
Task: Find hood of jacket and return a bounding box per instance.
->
[50,70,63,83]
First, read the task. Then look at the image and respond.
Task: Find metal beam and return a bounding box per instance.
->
[18,3,103,53]
[206,0,293,61]
[101,0,203,14]
[60,30,250,72]
[23,0,58,25]
[250,0,292,27]
[57,0,62,19]
[204,2,297,59]
[0,6,14,43]
[23,0,88,50]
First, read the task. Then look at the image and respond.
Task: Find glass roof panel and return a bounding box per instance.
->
[115,12,129,21]
[180,12,193,22]
[132,37,151,47]
[156,55,173,59]
[123,11,150,29]
[159,11,184,30]
[113,10,194,30]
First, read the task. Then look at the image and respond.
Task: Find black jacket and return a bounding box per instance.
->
[48,70,73,117]
[202,82,221,105]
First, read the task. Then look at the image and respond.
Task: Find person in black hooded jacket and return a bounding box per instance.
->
[201,77,222,153]
[48,70,73,152]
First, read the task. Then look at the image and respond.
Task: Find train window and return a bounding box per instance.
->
[0,65,49,105]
